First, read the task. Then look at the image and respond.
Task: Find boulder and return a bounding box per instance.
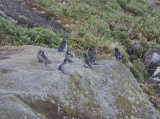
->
[0,0,64,33]
[149,67,160,85]
[0,94,42,119]
[0,45,159,119]
[128,40,141,50]
[156,0,160,5]
[142,47,160,76]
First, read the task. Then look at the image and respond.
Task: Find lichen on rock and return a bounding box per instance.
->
[0,46,159,119]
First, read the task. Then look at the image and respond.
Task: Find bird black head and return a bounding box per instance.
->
[39,49,44,54]
[114,48,119,52]
[67,49,71,52]
[82,53,87,58]
[63,37,66,42]
[88,46,95,51]
[67,49,71,54]
[91,46,95,51]
[63,58,68,63]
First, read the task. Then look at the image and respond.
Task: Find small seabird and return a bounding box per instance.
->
[114,48,121,60]
[58,37,67,52]
[65,49,73,62]
[37,49,52,66]
[58,59,68,74]
[87,46,97,65]
[82,53,91,68]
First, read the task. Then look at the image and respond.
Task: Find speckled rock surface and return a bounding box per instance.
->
[0,45,159,119]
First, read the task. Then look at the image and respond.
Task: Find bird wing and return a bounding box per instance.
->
[87,50,92,57]
[58,64,62,70]
[59,41,67,51]
[58,42,62,51]
[119,53,121,59]
[41,54,52,64]
[115,51,121,59]
[62,41,67,49]
[58,62,67,72]
[92,51,97,59]
[83,58,91,67]
[89,51,97,61]
[37,53,43,62]
[68,53,73,58]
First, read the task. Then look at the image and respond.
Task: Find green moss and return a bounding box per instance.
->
[128,97,135,104]
[116,95,133,116]
[131,105,138,113]
[0,17,62,48]
[157,110,160,115]
[116,93,144,118]
[130,65,144,83]
[60,105,76,118]
[136,92,148,103]
[67,73,102,118]
[0,68,9,73]
[113,66,118,81]
[130,116,139,119]
[127,77,131,86]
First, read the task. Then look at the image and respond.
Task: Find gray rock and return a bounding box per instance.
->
[0,45,159,119]
[149,67,160,86]
[0,94,42,119]
[0,0,65,34]
[142,47,160,76]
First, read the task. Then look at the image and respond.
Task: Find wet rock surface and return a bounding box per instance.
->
[0,0,65,34]
[0,45,159,119]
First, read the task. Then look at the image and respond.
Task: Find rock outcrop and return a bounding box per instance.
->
[0,45,159,119]
[147,0,160,8]
[0,0,64,33]
[142,47,160,87]
[149,67,160,84]
[142,47,160,76]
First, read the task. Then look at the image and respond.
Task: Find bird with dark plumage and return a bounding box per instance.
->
[82,53,91,68]
[58,38,67,52]
[37,49,52,66]
[65,49,73,62]
[87,46,97,65]
[114,48,121,60]
[58,58,68,74]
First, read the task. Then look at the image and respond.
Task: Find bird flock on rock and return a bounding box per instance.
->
[37,38,121,74]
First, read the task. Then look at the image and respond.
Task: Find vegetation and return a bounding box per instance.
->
[130,59,148,83]
[37,0,160,82]
[0,17,61,48]
[1,0,160,83]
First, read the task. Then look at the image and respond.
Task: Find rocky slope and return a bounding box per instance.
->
[0,45,159,119]
[0,0,64,33]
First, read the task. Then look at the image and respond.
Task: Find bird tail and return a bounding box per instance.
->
[57,67,60,70]
[47,59,52,64]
